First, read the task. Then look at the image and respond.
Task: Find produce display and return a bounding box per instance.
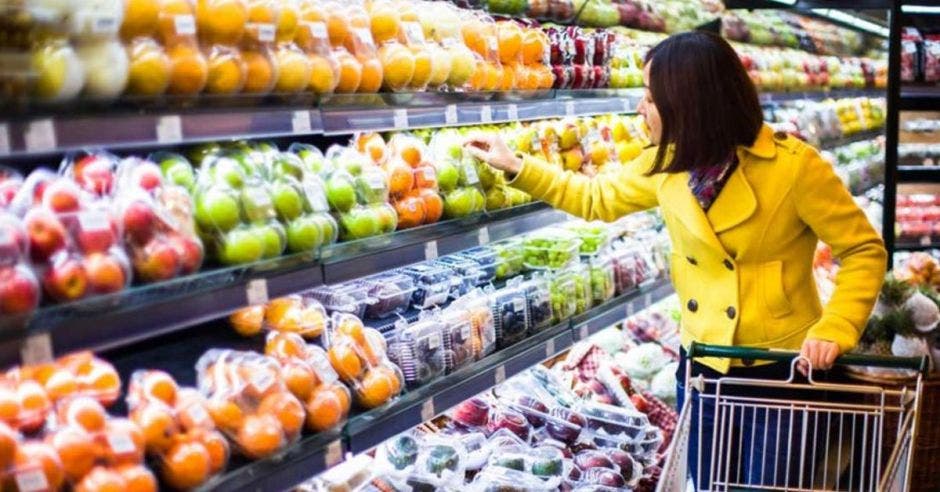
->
[324,313,404,409]
[896,193,940,244]
[901,27,940,85]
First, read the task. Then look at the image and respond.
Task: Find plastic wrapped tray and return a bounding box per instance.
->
[357,273,416,319]
[398,263,454,309]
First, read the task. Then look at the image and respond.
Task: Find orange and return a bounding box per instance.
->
[76,466,125,492]
[133,403,176,452]
[0,387,21,423]
[409,46,432,89]
[83,363,122,406]
[177,399,213,432]
[162,440,211,489]
[397,143,422,168]
[58,352,95,375]
[335,316,365,343]
[368,3,400,44]
[484,62,501,91]
[264,297,303,333]
[358,57,383,93]
[356,367,397,408]
[277,2,300,43]
[167,43,209,95]
[378,42,414,91]
[143,371,178,405]
[274,44,312,93]
[326,11,351,46]
[239,366,281,400]
[304,387,345,431]
[282,361,317,400]
[236,414,283,459]
[356,133,387,163]
[43,368,77,402]
[264,330,306,359]
[0,423,18,470]
[246,0,276,23]
[101,418,146,466]
[522,29,547,65]
[47,426,98,481]
[258,392,304,437]
[15,442,64,492]
[536,64,554,89]
[386,162,414,197]
[196,0,248,45]
[122,0,160,39]
[393,196,425,229]
[413,165,437,189]
[308,54,338,94]
[207,398,244,432]
[61,397,106,432]
[417,188,443,223]
[205,47,247,94]
[469,60,486,90]
[462,21,486,56]
[156,0,195,44]
[17,381,49,431]
[229,305,265,337]
[498,63,515,91]
[427,44,451,87]
[202,430,229,473]
[334,50,362,93]
[497,22,522,64]
[243,49,277,94]
[117,464,158,492]
[329,382,351,413]
[327,344,363,381]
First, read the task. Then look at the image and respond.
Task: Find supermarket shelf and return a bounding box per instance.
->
[344,277,674,454]
[758,89,884,104]
[0,203,562,368]
[819,129,884,150]
[725,0,893,9]
[895,240,940,252]
[900,87,940,111]
[898,166,940,183]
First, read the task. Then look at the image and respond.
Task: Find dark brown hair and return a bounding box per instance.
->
[644,31,763,174]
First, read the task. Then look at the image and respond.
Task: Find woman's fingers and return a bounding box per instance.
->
[798,338,841,376]
[463,145,492,163]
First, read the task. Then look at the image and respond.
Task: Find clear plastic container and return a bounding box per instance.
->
[491,239,525,280]
[387,317,447,389]
[518,277,554,333]
[469,466,556,492]
[457,246,502,284]
[440,308,477,373]
[523,228,581,270]
[508,402,583,445]
[547,271,579,323]
[436,256,486,296]
[398,263,454,309]
[489,285,530,349]
[375,432,420,475]
[451,396,491,429]
[261,295,329,339]
[308,283,374,319]
[411,436,467,488]
[486,406,531,442]
[609,244,642,295]
[324,313,404,409]
[356,272,415,319]
[587,255,616,305]
[564,221,611,256]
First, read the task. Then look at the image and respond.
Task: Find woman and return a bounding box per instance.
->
[465,31,886,488]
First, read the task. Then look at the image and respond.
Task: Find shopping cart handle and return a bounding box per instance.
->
[687,342,930,375]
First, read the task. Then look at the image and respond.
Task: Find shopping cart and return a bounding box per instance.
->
[657,343,930,492]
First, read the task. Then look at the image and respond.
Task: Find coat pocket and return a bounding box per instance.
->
[760,260,793,318]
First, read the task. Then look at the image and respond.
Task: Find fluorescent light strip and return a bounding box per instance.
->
[811,9,891,37]
[901,5,940,14]
[767,0,799,5]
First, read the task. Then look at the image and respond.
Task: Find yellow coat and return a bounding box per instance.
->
[510,124,886,373]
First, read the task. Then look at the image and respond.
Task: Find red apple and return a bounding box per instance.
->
[73,155,115,195]
[166,233,203,275]
[43,254,87,301]
[132,162,164,191]
[74,211,115,254]
[24,209,67,262]
[0,265,39,314]
[0,180,20,208]
[133,237,179,282]
[83,252,126,294]
[121,200,157,244]
[42,179,82,213]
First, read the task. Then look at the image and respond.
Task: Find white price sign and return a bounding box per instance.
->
[507,104,519,121]
[306,22,328,39]
[480,105,492,123]
[644,292,652,307]
[565,101,576,117]
[256,23,276,42]
[477,226,490,246]
[174,15,196,35]
[393,109,409,129]
[14,470,48,492]
[24,119,56,153]
[424,240,438,260]
[21,332,53,366]
[156,115,183,144]
[421,398,436,421]
[622,98,633,113]
[292,110,312,133]
[626,300,635,317]
[0,124,9,155]
[494,365,506,385]
[545,338,555,358]
[246,278,269,306]
[325,439,343,468]
[444,104,458,125]
[579,324,589,340]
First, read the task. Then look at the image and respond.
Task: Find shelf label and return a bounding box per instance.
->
[444,104,458,125]
[507,104,519,121]
[174,15,196,36]
[403,22,425,44]
[20,332,52,366]
[24,119,56,153]
[921,236,931,247]
[477,226,490,246]
[579,324,589,340]
[622,98,633,113]
[14,469,48,492]
[626,300,635,317]
[480,105,492,123]
[305,21,328,39]
[644,292,652,308]
[292,111,311,133]
[421,398,436,421]
[0,124,9,155]
[425,333,441,351]
[156,115,183,144]
[393,109,409,129]
[325,439,343,468]
[565,101,576,117]
[494,365,506,385]
[545,338,555,358]
[246,278,269,306]
[424,240,438,261]
[107,432,136,455]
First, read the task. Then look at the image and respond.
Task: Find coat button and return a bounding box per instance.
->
[726,306,736,319]
[687,299,698,312]
[773,130,789,141]
[723,259,734,271]
[686,256,697,266]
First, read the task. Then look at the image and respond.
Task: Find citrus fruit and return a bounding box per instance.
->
[393,196,425,229]
[15,443,64,492]
[327,344,363,381]
[202,430,229,473]
[196,0,248,45]
[358,56,383,93]
[126,37,170,96]
[483,62,501,91]
[497,22,522,64]
[133,403,176,452]
[243,49,277,94]
[356,366,398,408]
[156,0,195,44]
[356,133,387,163]
[83,363,121,405]
[499,63,516,90]
[0,387,21,423]
[276,2,299,42]
[282,361,317,401]
[326,10,351,46]
[0,423,18,470]
[75,466,125,492]
[368,3,400,44]
[263,329,306,358]
[167,43,208,95]
[117,464,158,492]
[163,440,211,489]
[121,0,160,39]
[462,21,486,56]
[329,382,351,413]
[207,398,244,432]
[521,29,547,65]
[258,392,304,437]
[427,44,451,87]
[142,371,178,405]
[446,44,476,87]
[205,46,247,94]
[274,45,312,93]
[229,305,264,337]
[304,387,346,431]
[409,45,432,89]
[417,188,443,223]
[47,426,96,481]
[61,397,106,432]
[246,0,276,23]
[334,50,362,93]
[308,54,338,94]
[237,414,283,459]
[101,418,146,466]
[386,162,414,197]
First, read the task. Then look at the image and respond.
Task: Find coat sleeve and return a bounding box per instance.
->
[792,145,887,354]
[508,148,660,222]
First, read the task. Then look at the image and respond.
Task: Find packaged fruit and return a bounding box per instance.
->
[447,289,496,360]
[31,36,85,103]
[398,263,454,309]
[196,0,248,46]
[564,220,611,256]
[0,214,41,316]
[0,375,50,433]
[195,349,303,459]
[489,285,530,349]
[490,239,524,280]
[470,465,556,492]
[435,256,485,298]
[375,432,420,475]
[75,38,129,100]
[356,272,415,319]
[587,255,616,305]
[411,436,467,487]
[517,277,553,333]
[387,317,446,389]
[262,332,352,432]
[523,228,581,270]
[487,405,531,442]
[308,283,372,319]
[545,271,577,324]
[456,246,501,284]
[438,306,476,373]
[324,313,403,409]
[261,295,328,338]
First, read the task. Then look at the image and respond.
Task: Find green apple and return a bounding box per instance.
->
[286,214,323,252]
[436,162,460,192]
[195,187,241,232]
[477,160,499,190]
[271,180,305,221]
[296,146,333,176]
[458,159,480,187]
[325,174,357,213]
[208,155,248,189]
[443,187,476,219]
[469,187,486,213]
[313,213,338,244]
[219,228,264,265]
[485,186,509,211]
[272,152,305,181]
[559,124,580,150]
[160,155,196,191]
[256,222,286,258]
[240,186,276,223]
[340,208,380,240]
[354,169,388,205]
[188,143,221,165]
[374,204,397,234]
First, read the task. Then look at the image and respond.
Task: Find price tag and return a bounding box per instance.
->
[393,109,409,129]
[644,292,652,307]
[403,22,425,44]
[480,105,492,123]
[325,439,343,468]
[507,104,519,121]
[487,37,498,54]
[579,324,589,340]
[462,163,479,185]
[174,15,196,36]
[365,172,386,190]
[250,371,275,395]
[0,124,10,155]
[513,297,525,312]
[306,21,328,39]
[494,365,506,385]
[424,240,438,260]
[622,98,633,113]
[24,119,56,153]
[107,432,136,454]
[20,333,52,366]
[246,278,269,306]
[351,27,375,49]
[565,101,576,117]
[545,338,556,357]
[426,334,441,351]
[257,23,276,43]
[477,226,490,246]
[156,115,183,144]
[626,301,635,317]
[292,110,311,133]
[78,211,110,232]
[461,323,472,340]
[421,398,436,421]
[444,104,458,125]
[14,469,48,492]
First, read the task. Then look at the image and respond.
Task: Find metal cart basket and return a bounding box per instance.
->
[657,343,930,492]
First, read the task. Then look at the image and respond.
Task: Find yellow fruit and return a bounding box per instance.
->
[368,3,400,44]
[246,0,276,23]
[378,43,414,91]
[497,22,522,64]
[273,45,312,93]
[157,0,196,44]
[309,54,338,94]
[196,0,249,45]
[408,45,432,89]
[31,40,84,102]
[358,57,383,93]
[427,44,451,87]
[334,50,362,93]
[446,44,475,87]
[121,0,160,39]
[126,37,170,96]
[167,43,208,95]
[277,2,300,42]
[205,47,247,94]
[243,49,277,94]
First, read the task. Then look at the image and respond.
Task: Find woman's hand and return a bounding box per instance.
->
[463,134,522,175]
[797,338,841,376]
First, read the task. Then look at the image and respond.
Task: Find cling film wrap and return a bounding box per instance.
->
[323,313,404,409]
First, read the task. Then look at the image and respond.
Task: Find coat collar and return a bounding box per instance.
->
[741,123,777,160]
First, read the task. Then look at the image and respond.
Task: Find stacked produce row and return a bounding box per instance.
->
[899,116,940,166]
[901,27,940,86]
